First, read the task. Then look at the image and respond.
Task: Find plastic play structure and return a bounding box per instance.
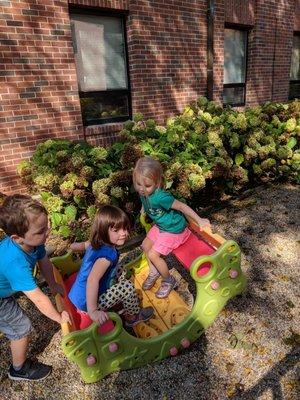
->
[51,217,247,383]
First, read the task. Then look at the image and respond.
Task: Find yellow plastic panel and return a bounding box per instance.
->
[132,266,190,338]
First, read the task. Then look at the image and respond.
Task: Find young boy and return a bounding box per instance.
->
[0,194,70,381]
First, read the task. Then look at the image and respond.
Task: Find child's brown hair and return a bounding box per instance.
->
[90,205,130,249]
[0,194,48,237]
[133,156,164,189]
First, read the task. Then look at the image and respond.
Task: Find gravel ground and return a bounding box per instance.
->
[0,183,299,400]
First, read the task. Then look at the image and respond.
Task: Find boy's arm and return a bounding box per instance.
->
[24,287,70,324]
[86,258,110,325]
[38,256,64,295]
[172,199,210,229]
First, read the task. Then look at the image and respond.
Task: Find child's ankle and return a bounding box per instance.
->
[124,312,137,321]
[163,275,173,283]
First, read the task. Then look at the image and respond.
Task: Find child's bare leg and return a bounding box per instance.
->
[10,336,28,367]
[148,249,170,279]
[142,237,159,275]
[148,249,176,298]
[141,238,160,290]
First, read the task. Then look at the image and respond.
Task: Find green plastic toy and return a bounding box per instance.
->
[52,225,247,383]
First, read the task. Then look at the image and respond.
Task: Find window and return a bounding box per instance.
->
[289,33,300,100]
[70,10,131,126]
[223,28,248,106]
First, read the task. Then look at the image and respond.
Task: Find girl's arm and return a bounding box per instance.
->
[172,199,210,229]
[86,258,111,326]
[70,241,90,252]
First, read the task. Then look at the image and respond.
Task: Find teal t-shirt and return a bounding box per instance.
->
[140,188,187,233]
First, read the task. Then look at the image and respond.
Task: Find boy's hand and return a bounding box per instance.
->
[49,282,64,296]
[60,310,71,324]
[90,310,109,326]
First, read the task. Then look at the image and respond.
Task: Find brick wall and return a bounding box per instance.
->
[0,0,83,194]
[246,0,295,105]
[0,0,298,194]
[295,0,300,30]
[225,0,255,26]
[128,0,207,121]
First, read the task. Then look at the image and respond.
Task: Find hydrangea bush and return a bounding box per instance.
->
[17,98,300,240]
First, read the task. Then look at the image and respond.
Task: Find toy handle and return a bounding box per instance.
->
[140,213,152,233]
[94,312,123,340]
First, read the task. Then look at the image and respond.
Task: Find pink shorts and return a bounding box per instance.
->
[147,225,191,256]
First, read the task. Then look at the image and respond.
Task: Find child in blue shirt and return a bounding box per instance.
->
[69,205,154,327]
[0,194,70,381]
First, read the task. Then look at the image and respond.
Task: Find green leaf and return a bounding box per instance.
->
[51,212,63,229]
[140,141,154,155]
[40,191,52,201]
[235,153,244,166]
[73,195,86,209]
[58,225,71,238]
[64,205,77,222]
[287,137,297,149]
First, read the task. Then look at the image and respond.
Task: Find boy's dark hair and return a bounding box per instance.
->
[90,205,130,249]
[0,194,48,237]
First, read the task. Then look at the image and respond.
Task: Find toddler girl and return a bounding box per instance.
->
[133,156,210,298]
[68,205,153,327]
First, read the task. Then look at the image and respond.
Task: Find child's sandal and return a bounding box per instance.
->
[142,273,160,290]
[155,276,177,298]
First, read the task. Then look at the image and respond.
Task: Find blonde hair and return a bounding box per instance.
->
[133,156,164,189]
[90,205,130,249]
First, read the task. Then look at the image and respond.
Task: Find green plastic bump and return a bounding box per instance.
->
[51,251,81,276]
[59,239,246,383]
[140,213,152,233]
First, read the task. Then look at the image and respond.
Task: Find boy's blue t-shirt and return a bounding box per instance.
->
[68,244,119,312]
[140,188,187,233]
[0,236,46,298]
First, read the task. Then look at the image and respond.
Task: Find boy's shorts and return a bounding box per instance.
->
[0,296,32,340]
[147,225,191,256]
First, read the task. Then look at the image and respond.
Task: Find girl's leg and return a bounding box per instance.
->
[147,248,170,278]
[147,248,177,299]
[142,237,159,275]
[141,237,160,290]
[98,281,154,327]
[98,280,140,315]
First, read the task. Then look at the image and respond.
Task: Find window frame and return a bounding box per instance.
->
[69,6,132,126]
[223,24,250,107]
[289,31,300,100]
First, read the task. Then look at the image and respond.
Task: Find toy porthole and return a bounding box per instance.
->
[197,262,213,277]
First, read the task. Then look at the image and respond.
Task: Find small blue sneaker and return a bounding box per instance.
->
[125,306,154,328]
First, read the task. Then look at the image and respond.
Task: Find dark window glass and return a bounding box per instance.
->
[70,12,130,126]
[223,29,248,106]
[223,86,245,106]
[289,34,300,100]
